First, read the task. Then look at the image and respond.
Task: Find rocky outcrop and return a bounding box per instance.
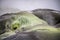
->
[32,9,60,27]
[0,8,60,40]
[0,11,48,35]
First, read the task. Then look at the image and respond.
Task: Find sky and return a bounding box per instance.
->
[0,0,60,11]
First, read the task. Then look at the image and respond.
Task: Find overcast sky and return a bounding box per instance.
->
[0,0,60,10]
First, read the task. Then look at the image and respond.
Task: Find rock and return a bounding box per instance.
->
[0,11,48,35]
[32,9,60,27]
[3,30,60,40]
